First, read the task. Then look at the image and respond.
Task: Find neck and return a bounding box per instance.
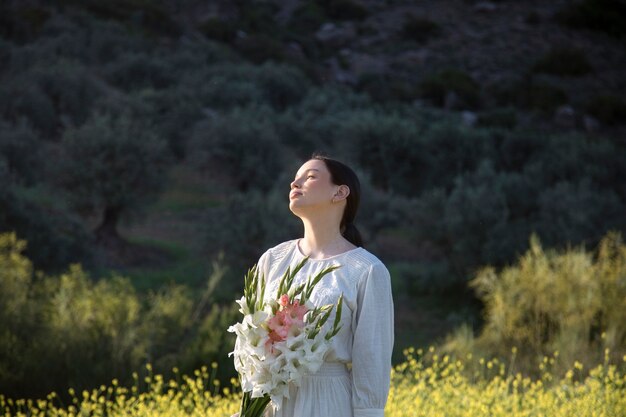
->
[298,210,353,259]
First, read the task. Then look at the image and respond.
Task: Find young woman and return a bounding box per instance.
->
[235,154,394,417]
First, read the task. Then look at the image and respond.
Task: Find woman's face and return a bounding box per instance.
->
[289,159,338,213]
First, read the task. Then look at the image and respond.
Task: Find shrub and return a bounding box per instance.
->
[192,62,310,111]
[555,0,626,38]
[134,87,204,159]
[103,52,175,91]
[255,62,311,110]
[0,61,105,137]
[234,34,288,64]
[419,69,481,109]
[190,65,264,110]
[275,86,372,156]
[469,230,626,374]
[188,106,285,192]
[357,73,420,103]
[536,178,625,248]
[0,232,236,399]
[58,0,180,36]
[586,94,626,125]
[0,119,42,185]
[319,0,370,21]
[477,108,518,129]
[532,47,593,77]
[289,2,328,35]
[336,110,422,193]
[198,17,237,43]
[0,184,93,271]
[0,4,51,42]
[238,1,281,36]
[401,15,442,43]
[526,81,568,113]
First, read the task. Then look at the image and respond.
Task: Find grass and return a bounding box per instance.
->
[120,237,209,291]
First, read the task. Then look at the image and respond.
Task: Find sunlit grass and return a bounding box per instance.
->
[2,347,624,417]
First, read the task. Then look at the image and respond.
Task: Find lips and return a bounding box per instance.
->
[290,191,302,199]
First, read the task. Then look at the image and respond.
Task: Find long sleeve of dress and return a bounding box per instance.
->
[351,262,394,417]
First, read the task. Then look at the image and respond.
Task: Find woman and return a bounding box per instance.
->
[235,153,394,417]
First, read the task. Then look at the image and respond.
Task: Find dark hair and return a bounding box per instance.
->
[310,152,363,247]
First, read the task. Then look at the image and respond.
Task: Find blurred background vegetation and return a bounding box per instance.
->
[0,0,625,401]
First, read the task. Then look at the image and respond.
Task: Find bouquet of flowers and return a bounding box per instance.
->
[228,257,344,417]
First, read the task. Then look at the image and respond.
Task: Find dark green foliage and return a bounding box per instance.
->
[532,47,593,77]
[488,78,568,113]
[477,108,518,129]
[536,178,624,248]
[136,88,204,159]
[357,73,420,103]
[586,94,626,125]
[555,0,626,38]
[276,86,372,156]
[188,106,286,192]
[238,0,281,36]
[419,69,481,109]
[286,107,496,198]
[336,111,422,193]
[0,4,51,42]
[0,188,93,272]
[401,15,442,43]
[318,0,370,21]
[190,62,310,111]
[57,0,180,36]
[524,11,542,25]
[194,67,265,110]
[196,62,310,110]
[255,63,312,110]
[289,2,328,35]
[56,111,171,237]
[0,119,42,185]
[235,34,288,64]
[198,17,238,43]
[103,52,175,90]
[526,82,569,113]
[0,61,105,138]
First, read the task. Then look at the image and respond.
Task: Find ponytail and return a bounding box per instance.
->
[310,152,363,248]
[341,222,363,247]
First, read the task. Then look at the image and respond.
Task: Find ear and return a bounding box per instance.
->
[332,185,350,203]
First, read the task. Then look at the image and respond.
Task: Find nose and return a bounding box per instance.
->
[290,179,301,189]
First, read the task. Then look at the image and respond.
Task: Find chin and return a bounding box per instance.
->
[289,201,306,216]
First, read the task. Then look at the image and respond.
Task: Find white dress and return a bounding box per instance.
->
[256,239,394,417]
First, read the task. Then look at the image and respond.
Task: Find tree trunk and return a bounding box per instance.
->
[95,205,122,246]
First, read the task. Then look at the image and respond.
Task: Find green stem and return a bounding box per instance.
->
[240,393,271,417]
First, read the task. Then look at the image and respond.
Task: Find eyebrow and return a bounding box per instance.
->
[294,169,320,179]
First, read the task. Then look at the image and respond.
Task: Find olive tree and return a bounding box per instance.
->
[57,112,170,244]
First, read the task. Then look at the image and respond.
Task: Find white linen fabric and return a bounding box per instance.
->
[257,239,394,417]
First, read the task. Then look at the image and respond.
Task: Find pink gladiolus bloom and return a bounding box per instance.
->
[285,300,308,322]
[267,299,310,345]
[268,310,291,342]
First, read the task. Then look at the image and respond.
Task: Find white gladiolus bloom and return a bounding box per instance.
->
[229,259,344,415]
